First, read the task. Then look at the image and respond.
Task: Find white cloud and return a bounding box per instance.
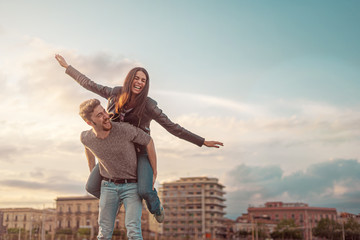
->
[225,159,360,219]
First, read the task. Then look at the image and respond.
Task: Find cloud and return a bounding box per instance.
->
[0,36,140,118]
[0,179,83,193]
[0,145,19,161]
[225,159,360,219]
[0,167,86,194]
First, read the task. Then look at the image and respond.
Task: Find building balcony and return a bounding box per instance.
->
[205,195,226,201]
[205,202,226,207]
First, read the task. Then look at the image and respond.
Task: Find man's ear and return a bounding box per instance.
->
[86,121,94,127]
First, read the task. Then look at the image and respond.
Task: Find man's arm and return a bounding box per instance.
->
[146,138,157,190]
[84,147,96,172]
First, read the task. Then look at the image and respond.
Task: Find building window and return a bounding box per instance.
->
[291,214,295,219]
[68,206,71,213]
[24,215,27,221]
[15,215,18,221]
[87,204,91,211]
[68,220,71,228]
[86,219,90,226]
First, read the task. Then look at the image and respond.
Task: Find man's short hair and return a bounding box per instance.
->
[79,99,101,122]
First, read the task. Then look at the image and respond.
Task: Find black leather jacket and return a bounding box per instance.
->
[66,66,205,150]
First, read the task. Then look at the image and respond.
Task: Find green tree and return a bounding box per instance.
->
[271,219,302,239]
[236,229,250,238]
[344,218,360,240]
[313,218,342,240]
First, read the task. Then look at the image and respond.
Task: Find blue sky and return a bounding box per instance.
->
[0,0,359,219]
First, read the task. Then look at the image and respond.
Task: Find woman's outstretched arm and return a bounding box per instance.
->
[55,54,116,99]
[147,98,223,148]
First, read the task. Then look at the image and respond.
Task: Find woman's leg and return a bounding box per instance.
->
[85,163,102,199]
[137,153,161,214]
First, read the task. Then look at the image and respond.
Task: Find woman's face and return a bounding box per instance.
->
[131,70,147,95]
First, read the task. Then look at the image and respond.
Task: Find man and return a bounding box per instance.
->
[79,98,158,240]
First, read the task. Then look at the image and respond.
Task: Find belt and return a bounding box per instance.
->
[102,177,137,184]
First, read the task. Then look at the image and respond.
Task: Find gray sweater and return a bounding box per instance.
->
[81,122,151,179]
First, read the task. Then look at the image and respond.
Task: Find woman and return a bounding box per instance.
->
[55,54,223,221]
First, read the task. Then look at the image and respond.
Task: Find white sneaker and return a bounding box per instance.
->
[154,204,165,223]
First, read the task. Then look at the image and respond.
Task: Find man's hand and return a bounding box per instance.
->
[204,140,224,148]
[55,54,69,68]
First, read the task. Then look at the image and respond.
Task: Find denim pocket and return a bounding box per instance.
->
[101,180,109,187]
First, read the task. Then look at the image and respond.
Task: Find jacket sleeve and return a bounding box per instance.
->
[147,98,205,147]
[65,65,114,99]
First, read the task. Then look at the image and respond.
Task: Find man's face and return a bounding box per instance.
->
[89,105,112,131]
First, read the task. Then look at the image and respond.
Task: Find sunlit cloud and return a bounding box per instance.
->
[225,159,360,219]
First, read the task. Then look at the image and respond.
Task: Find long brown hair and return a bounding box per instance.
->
[115,67,150,118]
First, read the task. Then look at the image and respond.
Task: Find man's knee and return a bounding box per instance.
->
[97,225,114,240]
[126,222,142,240]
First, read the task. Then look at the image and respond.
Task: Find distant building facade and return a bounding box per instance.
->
[56,195,100,237]
[248,201,337,225]
[248,201,337,240]
[55,195,159,239]
[159,177,226,239]
[0,207,56,239]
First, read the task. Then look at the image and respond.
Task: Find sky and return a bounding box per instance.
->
[0,0,359,220]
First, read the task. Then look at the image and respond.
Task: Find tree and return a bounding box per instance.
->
[313,218,342,240]
[271,219,302,239]
[344,218,360,240]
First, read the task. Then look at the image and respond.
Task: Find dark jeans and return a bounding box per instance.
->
[85,153,161,214]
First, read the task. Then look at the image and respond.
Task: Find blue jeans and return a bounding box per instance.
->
[86,153,161,214]
[98,180,142,240]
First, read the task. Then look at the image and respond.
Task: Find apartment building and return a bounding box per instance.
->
[248,201,337,240]
[159,177,226,239]
[56,195,100,236]
[55,195,159,239]
[248,201,337,225]
[0,207,56,238]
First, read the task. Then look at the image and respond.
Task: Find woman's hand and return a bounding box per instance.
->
[204,140,224,148]
[55,54,69,68]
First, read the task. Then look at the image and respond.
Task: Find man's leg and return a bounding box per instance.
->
[97,180,120,240]
[121,183,143,240]
[137,154,161,214]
